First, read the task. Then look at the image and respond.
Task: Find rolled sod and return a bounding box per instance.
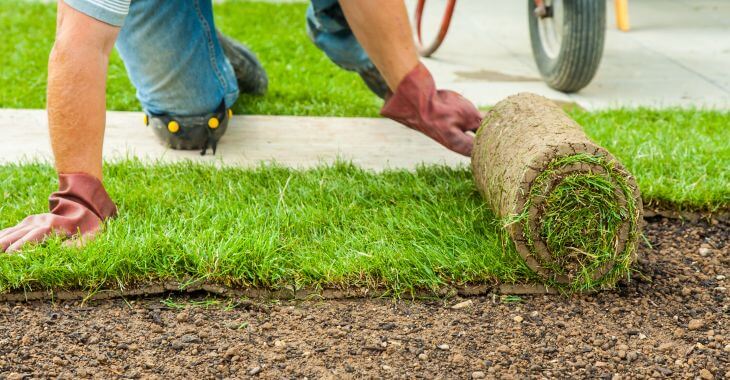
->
[472,93,643,289]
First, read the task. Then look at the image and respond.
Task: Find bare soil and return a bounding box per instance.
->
[0,217,727,379]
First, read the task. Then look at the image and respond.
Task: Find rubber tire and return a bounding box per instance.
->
[528,0,606,93]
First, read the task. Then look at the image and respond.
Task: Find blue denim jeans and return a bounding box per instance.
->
[305,0,376,74]
[116,0,239,117]
[116,0,372,117]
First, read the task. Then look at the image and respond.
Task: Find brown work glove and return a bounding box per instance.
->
[380,62,482,156]
[0,173,117,253]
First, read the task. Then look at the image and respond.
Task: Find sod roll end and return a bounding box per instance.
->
[472,93,643,289]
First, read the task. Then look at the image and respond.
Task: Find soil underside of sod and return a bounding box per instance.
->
[0,161,727,296]
[0,217,726,378]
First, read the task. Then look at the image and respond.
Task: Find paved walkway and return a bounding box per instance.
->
[0,109,468,170]
[412,0,730,109]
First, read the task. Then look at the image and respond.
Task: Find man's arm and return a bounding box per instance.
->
[49,0,119,179]
[0,2,119,252]
[337,1,418,91]
[338,1,481,156]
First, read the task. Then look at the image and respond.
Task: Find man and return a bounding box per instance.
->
[0,0,481,252]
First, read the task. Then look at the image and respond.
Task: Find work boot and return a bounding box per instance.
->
[359,64,389,99]
[217,31,268,95]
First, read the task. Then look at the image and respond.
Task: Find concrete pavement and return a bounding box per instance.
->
[411,0,730,109]
[0,109,468,170]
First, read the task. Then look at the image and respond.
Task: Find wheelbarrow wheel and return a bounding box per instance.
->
[528,0,606,93]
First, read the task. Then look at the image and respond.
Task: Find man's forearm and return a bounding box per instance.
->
[48,2,119,180]
[338,0,419,90]
[340,1,481,156]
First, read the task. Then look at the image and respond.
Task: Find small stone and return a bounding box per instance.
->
[379,322,396,330]
[688,319,705,331]
[513,316,524,323]
[437,344,450,350]
[248,366,261,376]
[656,366,673,376]
[225,347,238,359]
[658,342,673,352]
[724,344,730,353]
[451,300,473,309]
[7,373,25,380]
[52,357,64,366]
[626,351,638,362]
[175,311,189,323]
[638,333,647,340]
[617,350,627,359]
[472,371,486,379]
[497,345,510,353]
[716,275,726,280]
[225,322,239,330]
[698,247,712,256]
[260,322,274,330]
[180,334,201,344]
[274,340,286,348]
[418,353,428,360]
[382,365,392,371]
[699,368,713,380]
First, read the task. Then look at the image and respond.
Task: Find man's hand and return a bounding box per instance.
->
[0,174,117,253]
[338,1,481,156]
[381,63,481,156]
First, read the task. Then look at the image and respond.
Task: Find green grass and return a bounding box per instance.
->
[0,161,533,294]
[514,153,641,291]
[573,109,729,212]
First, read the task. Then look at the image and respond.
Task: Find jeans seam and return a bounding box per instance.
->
[194,0,228,99]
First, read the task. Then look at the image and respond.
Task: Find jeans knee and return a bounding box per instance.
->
[115,0,239,116]
[306,1,373,73]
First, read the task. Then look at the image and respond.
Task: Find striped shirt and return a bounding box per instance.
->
[65,0,131,27]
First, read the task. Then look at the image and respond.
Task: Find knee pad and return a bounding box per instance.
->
[145,101,231,155]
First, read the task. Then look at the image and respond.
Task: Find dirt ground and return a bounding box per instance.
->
[0,217,727,379]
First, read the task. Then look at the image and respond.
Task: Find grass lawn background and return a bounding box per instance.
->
[0,1,727,294]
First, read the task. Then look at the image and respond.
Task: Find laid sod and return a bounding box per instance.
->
[0,161,534,294]
[572,109,729,212]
